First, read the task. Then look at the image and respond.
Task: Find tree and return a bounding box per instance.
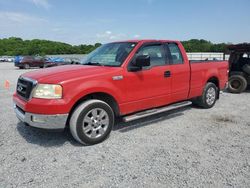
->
[0,37,103,56]
[181,39,228,52]
[0,37,230,56]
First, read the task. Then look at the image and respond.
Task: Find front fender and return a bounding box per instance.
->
[63,80,124,111]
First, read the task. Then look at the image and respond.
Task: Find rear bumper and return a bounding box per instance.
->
[14,103,68,130]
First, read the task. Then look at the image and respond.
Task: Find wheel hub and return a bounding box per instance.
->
[206,87,216,106]
[231,80,240,89]
[92,118,102,128]
[82,108,109,138]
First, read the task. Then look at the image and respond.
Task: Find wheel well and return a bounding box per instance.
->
[66,92,120,127]
[207,77,219,88]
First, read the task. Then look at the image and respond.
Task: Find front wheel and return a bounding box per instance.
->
[69,100,114,145]
[193,82,218,109]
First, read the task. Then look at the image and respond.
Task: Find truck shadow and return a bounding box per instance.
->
[16,106,192,147]
[16,122,80,147]
[245,85,250,93]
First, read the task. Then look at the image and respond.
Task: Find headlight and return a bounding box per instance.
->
[33,84,63,99]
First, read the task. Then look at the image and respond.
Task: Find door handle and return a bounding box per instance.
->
[164,71,171,78]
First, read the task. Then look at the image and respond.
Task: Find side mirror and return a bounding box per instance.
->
[128,55,151,72]
[134,55,150,67]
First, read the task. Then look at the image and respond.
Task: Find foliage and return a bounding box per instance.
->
[0,37,229,56]
[181,39,228,53]
[0,37,102,56]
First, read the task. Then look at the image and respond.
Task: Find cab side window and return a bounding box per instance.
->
[168,43,183,65]
[137,45,165,67]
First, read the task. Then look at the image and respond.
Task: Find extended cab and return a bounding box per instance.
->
[13,40,228,145]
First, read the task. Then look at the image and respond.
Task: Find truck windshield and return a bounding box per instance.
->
[81,42,137,67]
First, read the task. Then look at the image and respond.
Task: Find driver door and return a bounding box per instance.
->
[123,43,171,114]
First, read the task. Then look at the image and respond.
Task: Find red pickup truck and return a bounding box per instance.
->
[13,40,228,145]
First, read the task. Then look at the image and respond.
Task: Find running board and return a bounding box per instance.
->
[123,101,192,122]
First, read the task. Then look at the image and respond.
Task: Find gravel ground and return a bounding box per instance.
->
[0,63,249,188]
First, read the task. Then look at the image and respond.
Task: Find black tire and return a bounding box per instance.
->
[228,75,247,93]
[193,82,218,109]
[24,64,30,69]
[242,64,250,75]
[70,99,114,145]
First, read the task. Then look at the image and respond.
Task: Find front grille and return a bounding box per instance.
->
[16,77,36,100]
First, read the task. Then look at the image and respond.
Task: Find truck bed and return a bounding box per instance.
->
[189,60,228,98]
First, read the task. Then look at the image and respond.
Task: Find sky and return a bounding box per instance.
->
[0,0,249,45]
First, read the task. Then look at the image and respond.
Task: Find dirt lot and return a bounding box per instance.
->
[0,63,249,188]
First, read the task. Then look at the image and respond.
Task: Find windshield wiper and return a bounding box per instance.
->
[83,62,103,66]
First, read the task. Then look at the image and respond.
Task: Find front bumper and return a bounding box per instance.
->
[14,104,68,130]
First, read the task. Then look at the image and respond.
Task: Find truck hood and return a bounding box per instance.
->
[21,65,121,84]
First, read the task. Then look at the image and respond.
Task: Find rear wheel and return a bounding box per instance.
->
[193,82,218,108]
[24,64,30,69]
[228,75,247,93]
[69,99,114,145]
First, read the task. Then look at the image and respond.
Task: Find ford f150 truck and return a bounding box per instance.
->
[13,40,228,145]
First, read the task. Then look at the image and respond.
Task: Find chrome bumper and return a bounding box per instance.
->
[14,104,68,130]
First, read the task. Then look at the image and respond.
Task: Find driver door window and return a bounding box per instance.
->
[136,45,166,67]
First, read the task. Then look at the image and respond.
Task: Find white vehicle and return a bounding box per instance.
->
[0,57,5,62]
